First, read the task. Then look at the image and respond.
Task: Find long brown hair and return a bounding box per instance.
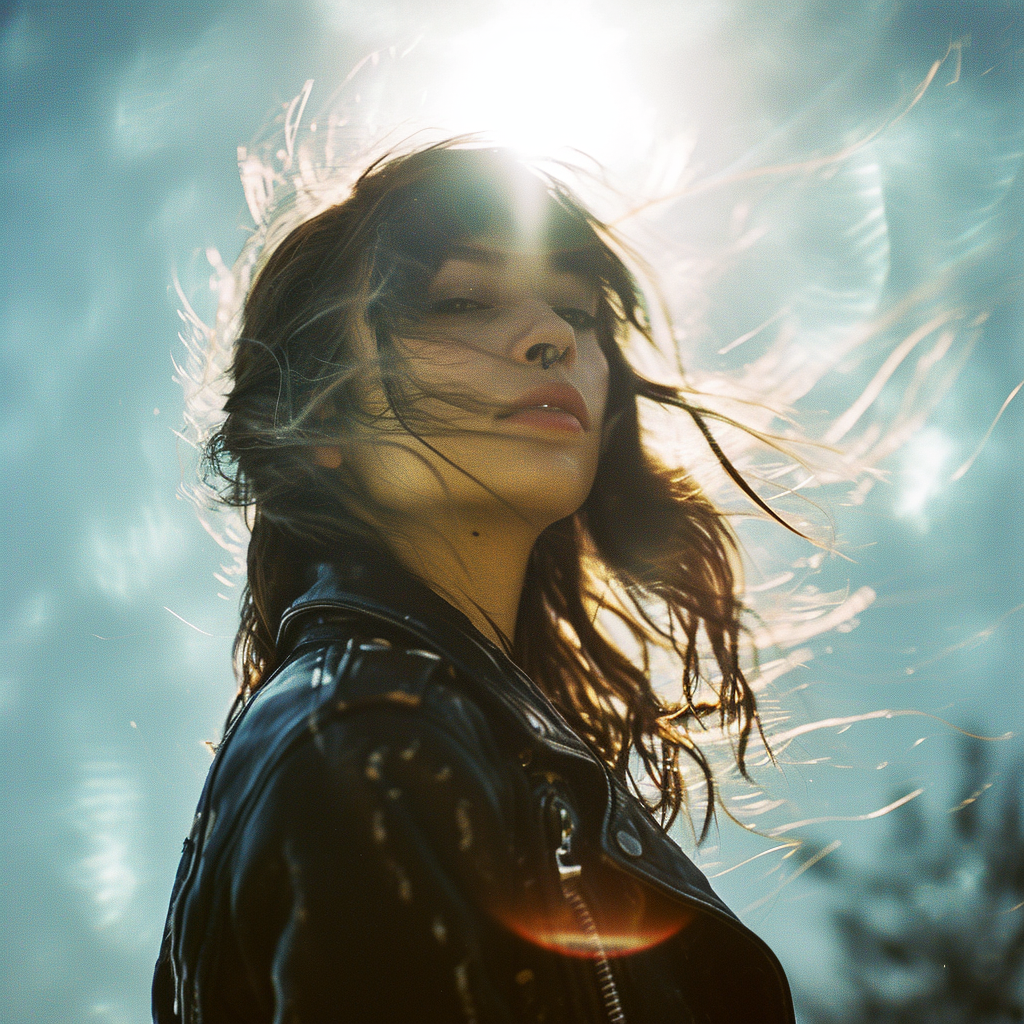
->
[207,141,781,838]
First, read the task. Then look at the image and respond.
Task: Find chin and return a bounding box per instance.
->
[471,453,599,526]
[352,434,600,529]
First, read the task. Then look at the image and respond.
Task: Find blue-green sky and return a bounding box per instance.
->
[2,1,1021,1020]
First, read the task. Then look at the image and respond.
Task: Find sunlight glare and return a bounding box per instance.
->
[435,1,655,166]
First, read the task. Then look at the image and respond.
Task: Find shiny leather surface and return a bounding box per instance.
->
[153,543,795,1023]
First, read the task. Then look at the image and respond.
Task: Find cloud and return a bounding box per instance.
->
[1,10,45,75]
[86,504,182,602]
[69,759,140,932]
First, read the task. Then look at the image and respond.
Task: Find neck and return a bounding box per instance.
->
[368,510,540,649]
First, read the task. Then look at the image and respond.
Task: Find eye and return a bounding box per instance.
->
[553,307,597,331]
[430,297,491,314]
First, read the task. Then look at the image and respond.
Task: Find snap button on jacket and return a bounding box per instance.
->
[152,548,795,1024]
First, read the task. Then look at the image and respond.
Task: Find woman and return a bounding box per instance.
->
[153,142,795,1023]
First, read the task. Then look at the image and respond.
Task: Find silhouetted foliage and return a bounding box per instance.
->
[801,736,1024,1023]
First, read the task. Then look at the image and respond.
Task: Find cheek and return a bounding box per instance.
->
[586,341,611,432]
[399,337,465,379]
[395,339,496,416]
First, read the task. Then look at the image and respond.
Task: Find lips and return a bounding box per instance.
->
[499,384,591,432]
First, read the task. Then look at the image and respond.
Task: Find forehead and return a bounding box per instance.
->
[389,158,603,261]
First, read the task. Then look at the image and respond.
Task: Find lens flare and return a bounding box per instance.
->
[502,909,693,958]
[491,870,694,959]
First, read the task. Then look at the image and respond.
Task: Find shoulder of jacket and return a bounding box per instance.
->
[186,631,520,883]
[210,627,502,810]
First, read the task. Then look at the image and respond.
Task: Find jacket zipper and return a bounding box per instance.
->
[550,797,626,1024]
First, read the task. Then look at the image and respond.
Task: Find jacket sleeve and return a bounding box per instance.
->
[225,694,532,1024]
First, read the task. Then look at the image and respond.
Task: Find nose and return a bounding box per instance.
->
[510,300,577,371]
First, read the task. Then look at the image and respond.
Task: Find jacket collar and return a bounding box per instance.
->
[278,543,598,762]
[279,540,500,657]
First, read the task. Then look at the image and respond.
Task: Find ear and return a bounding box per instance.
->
[312,444,343,469]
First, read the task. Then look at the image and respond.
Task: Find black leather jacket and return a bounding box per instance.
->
[153,545,795,1023]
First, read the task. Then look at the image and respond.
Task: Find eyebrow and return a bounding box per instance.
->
[444,243,516,266]
[443,242,597,280]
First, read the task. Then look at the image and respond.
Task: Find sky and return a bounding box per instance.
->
[1,1,1022,1021]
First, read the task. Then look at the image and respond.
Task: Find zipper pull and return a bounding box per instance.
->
[547,796,582,881]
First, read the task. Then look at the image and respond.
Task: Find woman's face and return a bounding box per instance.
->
[333,237,610,536]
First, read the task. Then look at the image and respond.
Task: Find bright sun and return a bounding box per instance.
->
[432,1,656,166]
